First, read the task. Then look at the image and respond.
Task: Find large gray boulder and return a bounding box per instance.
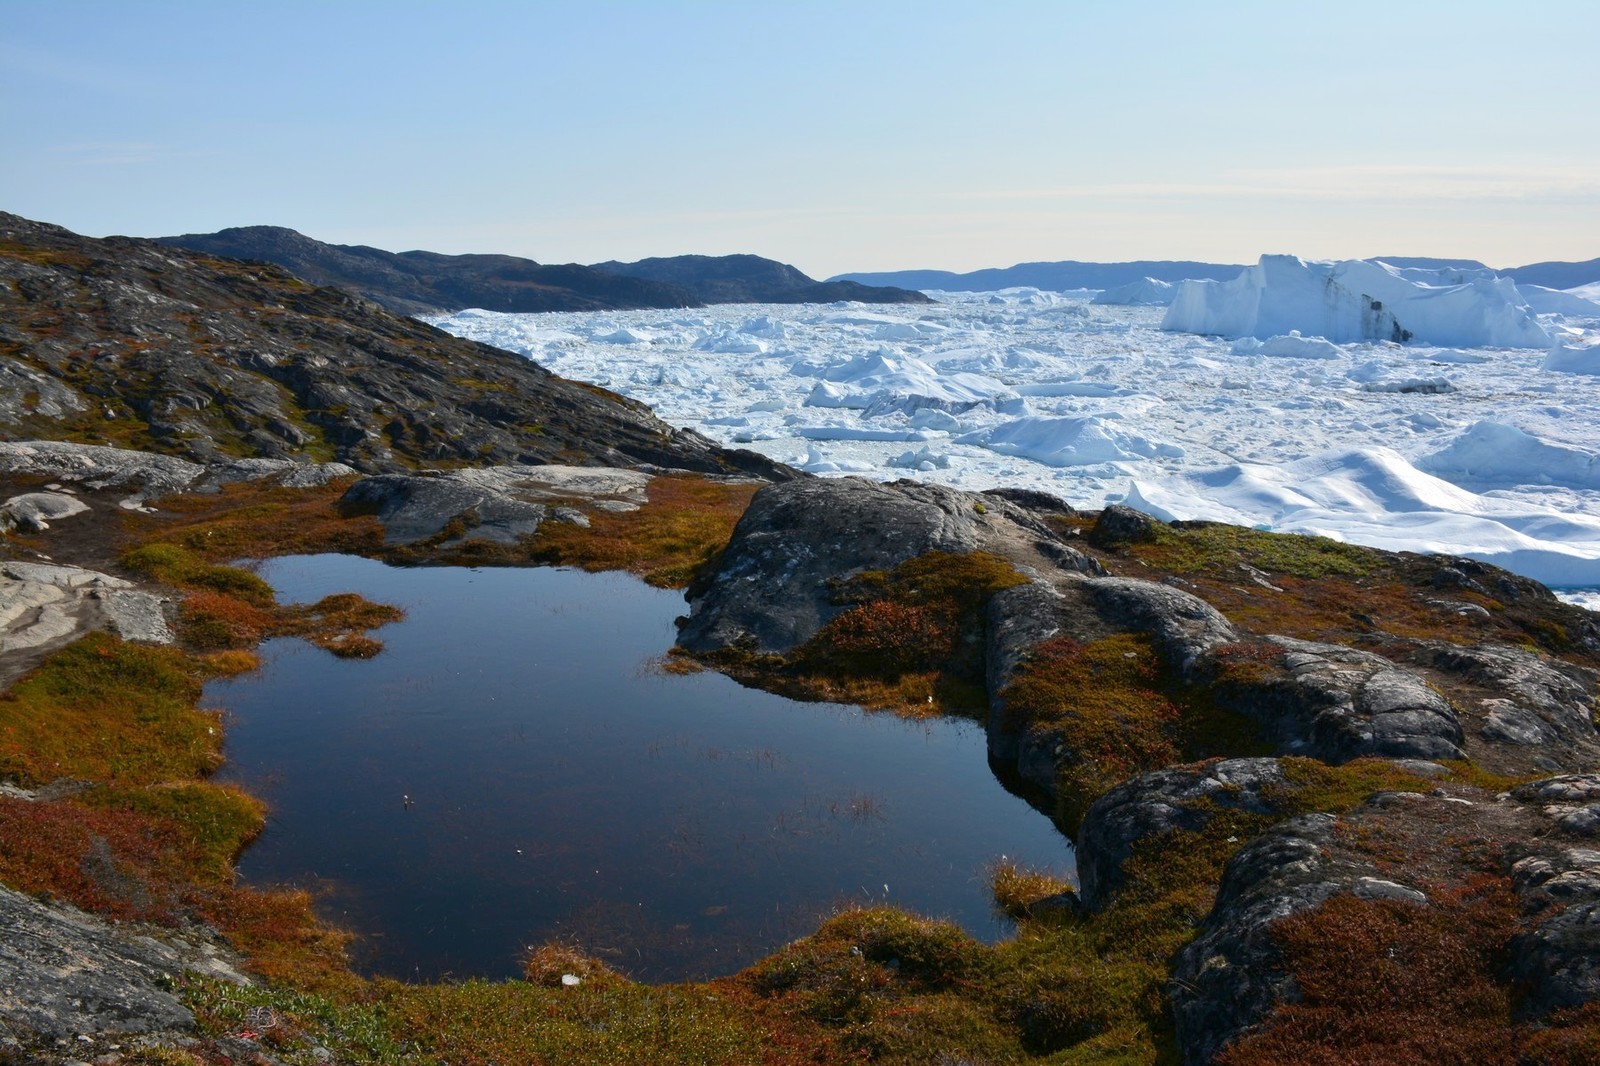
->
[679,478,992,654]
[1223,636,1466,763]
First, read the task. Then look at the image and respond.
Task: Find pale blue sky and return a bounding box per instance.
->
[4,0,1596,277]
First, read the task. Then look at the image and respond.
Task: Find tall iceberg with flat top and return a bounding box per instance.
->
[1162,255,1550,348]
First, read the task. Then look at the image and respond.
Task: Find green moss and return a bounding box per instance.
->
[1001,634,1268,832]
[1128,521,1383,580]
[0,633,218,786]
[121,543,276,606]
[76,782,265,884]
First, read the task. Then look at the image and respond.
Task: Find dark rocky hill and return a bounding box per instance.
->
[0,212,785,478]
[156,227,931,313]
[592,253,932,305]
[155,225,700,316]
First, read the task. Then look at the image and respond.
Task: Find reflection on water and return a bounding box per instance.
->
[211,555,1073,982]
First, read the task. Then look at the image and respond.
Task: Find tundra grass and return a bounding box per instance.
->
[121,542,403,657]
[522,474,761,588]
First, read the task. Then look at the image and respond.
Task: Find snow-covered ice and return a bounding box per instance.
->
[429,286,1600,599]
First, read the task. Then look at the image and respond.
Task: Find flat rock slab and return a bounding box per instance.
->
[0,563,171,656]
[0,491,90,533]
[342,464,651,546]
[0,885,233,1042]
[0,440,360,505]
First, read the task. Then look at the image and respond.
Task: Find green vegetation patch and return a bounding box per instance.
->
[1126,520,1383,580]
[0,633,218,786]
[520,474,761,589]
[1000,633,1268,831]
[119,542,403,657]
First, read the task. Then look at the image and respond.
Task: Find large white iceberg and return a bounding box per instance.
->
[1520,285,1600,318]
[1544,335,1600,376]
[1092,277,1176,306]
[1162,255,1550,348]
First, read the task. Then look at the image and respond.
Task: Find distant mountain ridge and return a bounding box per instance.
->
[156,227,928,315]
[834,256,1600,293]
[593,253,930,306]
[829,260,1248,292]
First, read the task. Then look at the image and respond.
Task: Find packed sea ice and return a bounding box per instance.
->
[429,279,1600,602]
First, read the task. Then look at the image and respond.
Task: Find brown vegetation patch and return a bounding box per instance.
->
[125,478,384,563]
[523,474,760,588]
[1217,884,1531,1066]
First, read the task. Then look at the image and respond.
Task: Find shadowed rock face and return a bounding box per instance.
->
[0,212,792,479]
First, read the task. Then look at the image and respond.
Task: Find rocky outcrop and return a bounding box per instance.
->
[0,212,794,479]
[1223,637,1466,763]
[1167,812,1354,1064]
[679,478,989,653]
[1076,759,1292,911]
[0,884,247,1046]
[1087,578,1237,681]
[1414,642,1600,769]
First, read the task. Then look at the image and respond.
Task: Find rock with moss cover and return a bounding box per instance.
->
[1223,636,1466,763]
[1087,577,1238,680]
[1076,758,1291,911]
[1415,642,1600,770]
[679,476,1101,655]
[1167,813,1351,1065]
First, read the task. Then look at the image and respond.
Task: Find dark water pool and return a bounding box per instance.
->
[210,555,1073,983]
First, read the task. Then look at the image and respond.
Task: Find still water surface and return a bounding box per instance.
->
[211,555,1073,982]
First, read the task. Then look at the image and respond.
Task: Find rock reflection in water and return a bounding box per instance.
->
[211,555,1072,983]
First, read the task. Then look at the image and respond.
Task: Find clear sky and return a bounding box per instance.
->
[4,0,1596,278]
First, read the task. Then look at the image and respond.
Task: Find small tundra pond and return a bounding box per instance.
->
[211,555,1072,983]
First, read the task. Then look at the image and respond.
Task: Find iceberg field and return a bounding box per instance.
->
[429,282,1600,601]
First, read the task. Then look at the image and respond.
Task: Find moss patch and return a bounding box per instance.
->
[521,474,761,589]
[1000,633,1268,831]
[0,633,218,786]
[1215,878,1554,1066]
[125,478,384,563]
